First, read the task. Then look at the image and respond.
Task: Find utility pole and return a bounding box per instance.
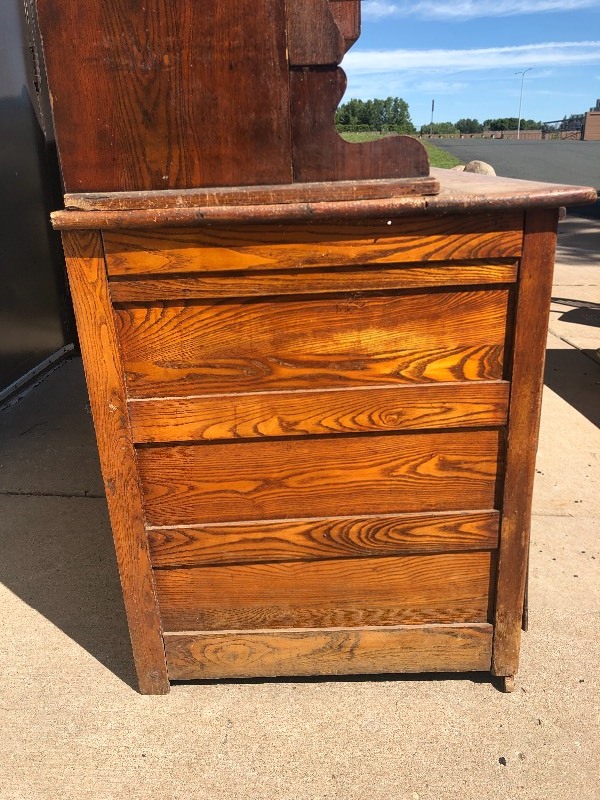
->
[515,68,532,140]
[430,98,434,137]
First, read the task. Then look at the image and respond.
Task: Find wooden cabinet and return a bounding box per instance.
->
[37,0,595,693]
[53,176,595,694]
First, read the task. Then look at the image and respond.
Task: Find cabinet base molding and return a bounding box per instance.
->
[164,624,493,681]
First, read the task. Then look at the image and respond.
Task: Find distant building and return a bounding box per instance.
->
[583,100,600,141]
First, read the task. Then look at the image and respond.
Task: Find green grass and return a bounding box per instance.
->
[421,140,463,169]
[339,132,463,168]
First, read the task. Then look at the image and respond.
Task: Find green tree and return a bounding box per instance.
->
[484,117,542,131]
[419,121,458,135]
[456,118,483,133]
[335,96,416,133]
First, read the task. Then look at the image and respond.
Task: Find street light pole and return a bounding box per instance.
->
[515,68,532,140]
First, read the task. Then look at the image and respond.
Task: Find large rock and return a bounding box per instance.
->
[464,160,496,175]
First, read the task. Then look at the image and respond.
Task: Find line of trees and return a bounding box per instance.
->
[335,97,549,134]
[336,97,587,135]
[421,117,544,135]
[335,97,416,134]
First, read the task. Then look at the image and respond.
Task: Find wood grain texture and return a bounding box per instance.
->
[154,551,495,630]
[492,208,559,677]
[52,174,596,231]
[147,511,500,568]
[129,382,510,443]
[64,178,438,212]
[137,430,503,526]
[164,623,493,680]
[328,0,361,51]
[61,231,168,694]
[36,0,292,191]
[290,67,430,182]
[109,261,518,303]
[103,216,523,276]
[116,289,510,397]
[286,0,345,65]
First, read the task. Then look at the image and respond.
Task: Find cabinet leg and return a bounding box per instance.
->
[501,675,516,693]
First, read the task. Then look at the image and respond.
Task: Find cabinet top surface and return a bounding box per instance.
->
[53,169,597,230]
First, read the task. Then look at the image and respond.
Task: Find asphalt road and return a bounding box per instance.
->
[432,138,600,191]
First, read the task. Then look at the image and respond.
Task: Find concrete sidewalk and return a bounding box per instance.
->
[0,213,598,800]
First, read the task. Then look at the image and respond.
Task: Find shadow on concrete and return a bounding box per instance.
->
[544,348,600,429]
[556,214,600,267]
[552,298,600,328]
[568,199,600,221]
[173,670,506,692]
[0,358,139,690]
[0,493,140,690]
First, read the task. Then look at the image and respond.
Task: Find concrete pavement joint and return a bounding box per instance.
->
[0,489,105,499]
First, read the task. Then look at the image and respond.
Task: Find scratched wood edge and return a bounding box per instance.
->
[146,510,500,568]
[491,207,559,678]
[50,182,595,230]
[163,623,493,680]
[62,172,597,213]
[62,231,169,694]
[63,177,440,211]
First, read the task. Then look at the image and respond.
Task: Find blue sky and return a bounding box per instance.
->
[341,1,600,127]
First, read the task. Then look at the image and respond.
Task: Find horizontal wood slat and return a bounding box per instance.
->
[129,382,510,443]
[103,215,523,276]
[65,177,438,212]
[116,289,510,397]
[109,261,518,302]
[147,510,500,568]
[155,551,495,630]
[164,623,494,680]
[137,430,503,526]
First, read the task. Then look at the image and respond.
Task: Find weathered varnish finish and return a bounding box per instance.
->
[56,198,588,691]
[38,0,596,693]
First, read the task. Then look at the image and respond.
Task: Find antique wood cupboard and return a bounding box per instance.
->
[36,0,595,694]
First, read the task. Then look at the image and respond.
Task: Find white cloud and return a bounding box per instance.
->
[417,80,469,94]
[343,41,600,73]
[363,0,600,20]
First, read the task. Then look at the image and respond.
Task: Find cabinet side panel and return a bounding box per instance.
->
[62,231,168,694]
[492,208,559,677]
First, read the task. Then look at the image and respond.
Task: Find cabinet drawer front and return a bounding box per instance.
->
[103,215,523,275]
[154,551,495,631]
[137,429,503,526]
[116,289,510,397]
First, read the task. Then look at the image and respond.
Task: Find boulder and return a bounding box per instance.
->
[464,160,496,175]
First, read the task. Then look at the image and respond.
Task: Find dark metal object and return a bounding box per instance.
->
[0,0,73,399]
